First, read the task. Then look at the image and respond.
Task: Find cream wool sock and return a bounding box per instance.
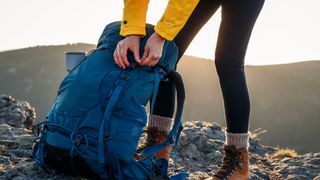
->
[225,132,250,149]
[148,115,172,133]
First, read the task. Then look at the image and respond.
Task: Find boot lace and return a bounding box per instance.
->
[135,127,166,159]
[214,146,243,179]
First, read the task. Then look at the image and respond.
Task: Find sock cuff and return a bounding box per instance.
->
[149,115,172,132]
[225,132,250,149]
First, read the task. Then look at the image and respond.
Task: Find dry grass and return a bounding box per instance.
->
[250,128,267,140]
[272,148,298,159]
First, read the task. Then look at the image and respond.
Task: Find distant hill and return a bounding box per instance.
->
[0,43,96,121]
[178,56,320,154]
[0,44,319,153]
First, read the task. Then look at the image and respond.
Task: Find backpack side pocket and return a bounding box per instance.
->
[110,96,147,163]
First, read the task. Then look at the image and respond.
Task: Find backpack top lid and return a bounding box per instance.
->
[97,21,179,73]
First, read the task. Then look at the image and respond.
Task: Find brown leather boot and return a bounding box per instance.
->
[136,115,172,161]
[136,127,172,161]
[210,145,249,180]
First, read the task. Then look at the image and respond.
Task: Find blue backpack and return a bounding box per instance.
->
[32,21,187,179]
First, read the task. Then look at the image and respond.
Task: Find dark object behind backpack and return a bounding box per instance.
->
[32,21,187,179]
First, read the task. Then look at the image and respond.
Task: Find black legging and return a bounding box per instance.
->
[153,0,265,133]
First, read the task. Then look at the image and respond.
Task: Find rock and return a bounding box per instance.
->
[286,174,310,180]
[314,175,320,180]
[0,95,36,129]
[0,96,320,179]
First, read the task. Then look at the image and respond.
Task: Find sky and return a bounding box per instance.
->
[1,0,319,65]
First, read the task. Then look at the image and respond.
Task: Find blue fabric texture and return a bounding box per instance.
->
[32,21,187,179]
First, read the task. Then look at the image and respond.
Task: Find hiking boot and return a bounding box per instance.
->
[136,115,172,161]
[208,145,249,180]
[136,127,171,161]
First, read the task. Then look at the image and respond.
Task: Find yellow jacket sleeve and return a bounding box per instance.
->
[120,0,200,41]
[155,0,200,41]
[120,0,150,37]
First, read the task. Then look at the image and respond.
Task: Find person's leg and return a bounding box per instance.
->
[146,0,221,161]
[212,0,264,179]
[215,0,264,134]
[153,0,222,118]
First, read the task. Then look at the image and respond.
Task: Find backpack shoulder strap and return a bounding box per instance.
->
[140,71,185,159]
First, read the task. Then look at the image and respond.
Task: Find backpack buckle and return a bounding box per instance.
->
[120,73,130,80]
[127,63,137,70]
[104,134,112,141]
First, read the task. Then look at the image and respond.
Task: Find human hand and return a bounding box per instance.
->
[140,32,165,67]
[113,35,141,69]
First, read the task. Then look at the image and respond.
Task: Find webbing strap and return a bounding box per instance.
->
[156,158,169,178]
[170,172,189,180]
[32,120,48,171]
[104,137,121,179]
[149,72,161,127]
[36,139,47,171]
[169,72,185,153]
[98,73,129,164]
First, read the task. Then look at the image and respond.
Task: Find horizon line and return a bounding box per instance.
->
[1,43,319,66]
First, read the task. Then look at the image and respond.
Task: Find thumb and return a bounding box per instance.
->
[141,46,149,63]
[132,46,141,64]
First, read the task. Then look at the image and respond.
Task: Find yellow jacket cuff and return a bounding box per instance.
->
[154,0,200,41]
[120,0,150,37]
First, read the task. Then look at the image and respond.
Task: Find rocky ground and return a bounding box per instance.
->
[0,95,35,130]
[0,95,319,180]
